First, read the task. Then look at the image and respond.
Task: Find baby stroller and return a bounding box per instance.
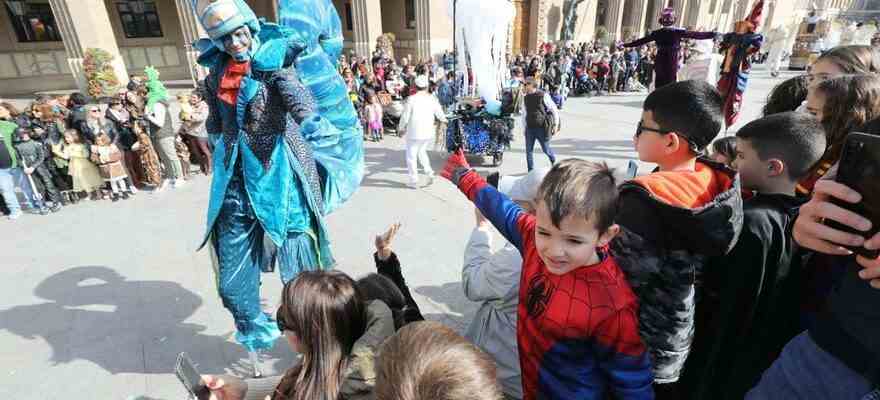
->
[379,92,405,135]
[574,68,598,97]
[446,100,514,167]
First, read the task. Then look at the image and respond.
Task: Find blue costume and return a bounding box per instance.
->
[192,0,363,352]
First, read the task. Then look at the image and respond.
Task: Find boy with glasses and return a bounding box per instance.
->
[611,80,744,398]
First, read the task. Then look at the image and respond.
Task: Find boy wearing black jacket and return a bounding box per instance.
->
[679,112,827,399]
[611,80,743,398]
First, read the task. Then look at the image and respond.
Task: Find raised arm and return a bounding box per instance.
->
[624,32,655,48]
[462,222,522,302]
[441,151,531,253]
[682,30,718,40]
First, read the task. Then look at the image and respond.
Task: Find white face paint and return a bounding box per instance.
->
[221,26,253,61]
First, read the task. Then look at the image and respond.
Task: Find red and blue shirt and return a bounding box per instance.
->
[455,169,654,400]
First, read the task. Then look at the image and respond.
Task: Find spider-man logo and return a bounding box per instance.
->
[526,272,556,318]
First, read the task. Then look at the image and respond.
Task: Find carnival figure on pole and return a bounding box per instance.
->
[624,7,717,89]
[717,0,764,127]
[190,0,363,375]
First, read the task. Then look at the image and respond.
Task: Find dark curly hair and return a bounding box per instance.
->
[762,75,809,116]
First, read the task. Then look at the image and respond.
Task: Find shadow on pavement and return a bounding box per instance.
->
[0,265,298,377]
[413,281,480,335]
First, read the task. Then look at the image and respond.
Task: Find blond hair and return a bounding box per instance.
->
[375,321,502,400]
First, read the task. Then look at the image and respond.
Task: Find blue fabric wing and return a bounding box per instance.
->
[277,0,362,215]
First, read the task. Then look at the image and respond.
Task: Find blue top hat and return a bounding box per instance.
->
[192,0,261,44]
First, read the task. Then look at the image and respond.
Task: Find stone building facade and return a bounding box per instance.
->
[0,0,857,95]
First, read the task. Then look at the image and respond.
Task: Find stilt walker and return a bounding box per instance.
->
[190,0,363,376]
[717,0,764,127]
[624,7,717,89]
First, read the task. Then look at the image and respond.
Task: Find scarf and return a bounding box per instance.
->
[218,60,251,105]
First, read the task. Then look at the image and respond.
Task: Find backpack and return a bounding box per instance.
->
[437,81,455,106]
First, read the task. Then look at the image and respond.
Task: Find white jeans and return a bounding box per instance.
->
[405,139,434,185]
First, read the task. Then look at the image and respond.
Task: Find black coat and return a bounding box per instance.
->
[610,158,743,384]
[679,193,808,399]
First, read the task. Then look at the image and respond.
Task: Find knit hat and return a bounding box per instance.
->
[659,8,675,27]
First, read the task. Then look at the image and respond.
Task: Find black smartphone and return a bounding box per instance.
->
[826,132,880,259]
[174,352,210,400]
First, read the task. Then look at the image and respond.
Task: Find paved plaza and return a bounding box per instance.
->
[1,67,791,399]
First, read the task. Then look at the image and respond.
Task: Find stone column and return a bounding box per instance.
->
[175,0,209,83]
[630,0,650,38]
[414,0,431,61]
[606,0,628,40]
[49,0,129,93]
[350,0,383,60]
[673,0,689,25]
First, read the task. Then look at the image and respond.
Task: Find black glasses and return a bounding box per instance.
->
[635,121,673,137]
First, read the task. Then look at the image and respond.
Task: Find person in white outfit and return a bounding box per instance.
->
[462,167,549,400]
[398,75,447,188]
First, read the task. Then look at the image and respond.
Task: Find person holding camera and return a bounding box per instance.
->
[746,178,880,398]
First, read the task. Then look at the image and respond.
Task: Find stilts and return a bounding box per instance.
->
[248,350,263,378]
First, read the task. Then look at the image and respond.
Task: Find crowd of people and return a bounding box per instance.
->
[4,31,880,399]
[195,43,880,400]
[0,75,212,220]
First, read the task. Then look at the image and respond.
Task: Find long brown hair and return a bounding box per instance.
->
[798,73,880,195]
[815,45,880,75]
[815,74,880,160]
[274,270,367,400]
[375,321,503,400]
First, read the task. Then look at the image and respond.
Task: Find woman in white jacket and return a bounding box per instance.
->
[398,75,447,188]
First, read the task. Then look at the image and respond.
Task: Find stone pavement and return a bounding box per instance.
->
[0,67,795,399]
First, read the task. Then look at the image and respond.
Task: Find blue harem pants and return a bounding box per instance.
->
[211,166,323,352]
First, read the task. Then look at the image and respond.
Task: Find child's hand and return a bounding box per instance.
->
[440,149,471,182]
[375,223,401,261]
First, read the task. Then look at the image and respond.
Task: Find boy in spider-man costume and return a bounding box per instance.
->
[442,155,654,400]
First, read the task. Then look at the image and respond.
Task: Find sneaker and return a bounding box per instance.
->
[38,208,50,215]
[426,174,435,185]
[50,203,62,213]
[111,194,120,202]
[129,186,138,195]
[172,179,186,189]
[154,180,170,193]
[407,182,419,190]
[122,192,131,200]
[8,211,22,220]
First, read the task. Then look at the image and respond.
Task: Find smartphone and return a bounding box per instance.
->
[826,132,880,258]
[626,160,639,180]
[174,352,210,400]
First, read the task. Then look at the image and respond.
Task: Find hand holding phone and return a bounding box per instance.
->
[175,352,210,400]
[825,133,880,259]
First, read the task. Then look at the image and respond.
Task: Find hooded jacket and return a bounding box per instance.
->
[244,300,396,400]
[611,159,743,384]
[680,192,808,399]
